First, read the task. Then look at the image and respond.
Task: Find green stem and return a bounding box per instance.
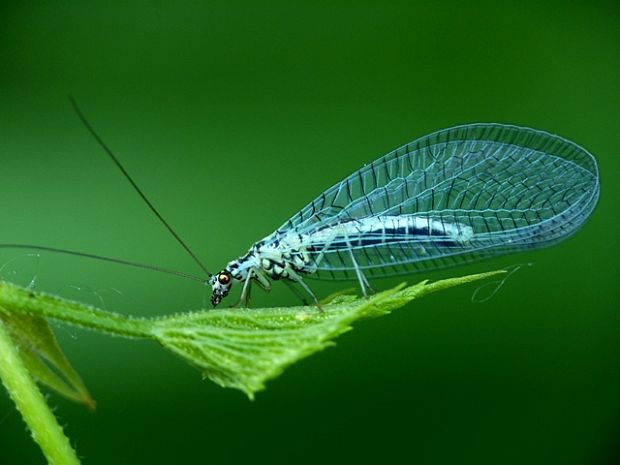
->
[0,281,152,338]
[0,320,81,465]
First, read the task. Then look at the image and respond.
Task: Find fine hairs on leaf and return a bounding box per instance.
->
[0,270,504,399]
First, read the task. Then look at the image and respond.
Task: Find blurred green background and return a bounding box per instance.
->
[1,1,619,464]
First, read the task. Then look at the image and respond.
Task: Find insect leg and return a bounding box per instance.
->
[309,229,338,268]
[342,229,371,298]
[286,269,323,312]
[349,251,371,297]
[253,269,272,292]
[283,280,309,306]
[232,268,254,308]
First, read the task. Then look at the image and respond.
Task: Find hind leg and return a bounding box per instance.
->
[355,269,375,297]
[343,234,373,298]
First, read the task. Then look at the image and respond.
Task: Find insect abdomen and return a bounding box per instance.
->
[305,215,472,251]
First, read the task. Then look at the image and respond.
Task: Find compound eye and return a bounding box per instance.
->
[218,273,231,285]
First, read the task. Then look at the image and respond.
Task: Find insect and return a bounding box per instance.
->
[1,100,600,310]
[208,123,600,308]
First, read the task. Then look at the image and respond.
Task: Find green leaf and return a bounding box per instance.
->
[0,270,504,399]
[150,270,504,398]
[0,310,94,409]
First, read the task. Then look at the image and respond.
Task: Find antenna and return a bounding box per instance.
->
[0,244,207,283]
[68,95,212,277]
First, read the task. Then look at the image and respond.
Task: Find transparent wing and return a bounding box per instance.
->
[274,124,599,280]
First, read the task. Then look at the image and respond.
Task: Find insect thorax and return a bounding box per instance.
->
[225,234,316,282]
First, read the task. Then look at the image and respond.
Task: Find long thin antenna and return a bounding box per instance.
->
[68,95,212,277]
[0,244,207,283]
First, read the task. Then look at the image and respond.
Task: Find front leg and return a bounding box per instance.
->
[253,269,272,293]
[232,268,255,308]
